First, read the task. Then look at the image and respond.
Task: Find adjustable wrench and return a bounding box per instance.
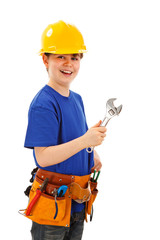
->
[86,98,122,153]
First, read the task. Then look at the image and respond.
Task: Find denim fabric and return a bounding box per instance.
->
[31,210,85,240]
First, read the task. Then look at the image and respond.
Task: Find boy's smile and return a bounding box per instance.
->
[60,69,73,76]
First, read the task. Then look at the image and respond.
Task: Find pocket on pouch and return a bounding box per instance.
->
[25,180,67,223]
[29,193,66,222]
[87,189,98,215]
[90,180,98,191]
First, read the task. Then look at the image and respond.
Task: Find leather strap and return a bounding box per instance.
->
[35,169,91,202]
[36,169,76,185]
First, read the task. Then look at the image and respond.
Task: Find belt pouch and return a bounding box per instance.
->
[24,178,72,227]
[86,180,98,215]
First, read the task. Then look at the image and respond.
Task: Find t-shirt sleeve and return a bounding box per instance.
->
[24,107,59,149]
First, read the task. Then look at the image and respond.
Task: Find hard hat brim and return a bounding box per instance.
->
[38,49,87,56]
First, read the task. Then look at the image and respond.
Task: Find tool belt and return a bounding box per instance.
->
[20,169,98,227]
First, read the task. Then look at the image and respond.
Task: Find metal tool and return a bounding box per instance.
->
[86,98,122,153]
[53,186,68,220]
[95,171,100,182]
[92,170,101,182]
[92,170,96,182]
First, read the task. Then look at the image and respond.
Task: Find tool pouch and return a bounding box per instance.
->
[20,169,98,225]
[86,180,98,217]
[22,177,72,227]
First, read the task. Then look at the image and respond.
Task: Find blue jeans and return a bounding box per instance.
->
[31,210,85,240]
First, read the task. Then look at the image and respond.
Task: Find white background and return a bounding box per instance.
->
[1,0,160,239]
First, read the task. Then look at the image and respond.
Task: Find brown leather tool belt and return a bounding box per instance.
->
[20,168,99,226]
[36,169,91,203]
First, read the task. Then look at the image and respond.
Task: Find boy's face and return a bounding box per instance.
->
[43,54,81,87]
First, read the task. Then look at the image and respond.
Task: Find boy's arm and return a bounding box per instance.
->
[35,136,85,167]
[35,121,106,167]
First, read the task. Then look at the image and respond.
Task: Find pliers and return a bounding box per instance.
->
[54,185,68,219]
[92,170,100,182]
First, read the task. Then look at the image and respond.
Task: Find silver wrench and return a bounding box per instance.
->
[86,98,122,153]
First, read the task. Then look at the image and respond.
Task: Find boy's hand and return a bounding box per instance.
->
[82,120,107,148]
[92,150,102,171]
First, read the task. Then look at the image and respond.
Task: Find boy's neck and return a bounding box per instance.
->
[47,80,70,97]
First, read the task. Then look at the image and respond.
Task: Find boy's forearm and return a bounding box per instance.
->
[35,136,86,167]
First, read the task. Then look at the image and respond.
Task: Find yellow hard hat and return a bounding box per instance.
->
[38,20,87,55]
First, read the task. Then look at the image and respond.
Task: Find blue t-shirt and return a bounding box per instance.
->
[24,85,94,212]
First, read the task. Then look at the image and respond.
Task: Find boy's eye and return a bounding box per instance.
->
[72,57,78,61]
[57,56,64,59]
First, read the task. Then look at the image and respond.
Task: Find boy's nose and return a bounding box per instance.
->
[63,58,72,66]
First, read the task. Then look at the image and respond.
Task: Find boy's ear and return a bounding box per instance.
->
[42,53,49,69]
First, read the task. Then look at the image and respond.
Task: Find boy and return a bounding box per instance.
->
[24,20,106,240]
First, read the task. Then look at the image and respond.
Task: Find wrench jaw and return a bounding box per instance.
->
[103,98,123,125]
[117,105,123,115]
[107,98,117,107]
